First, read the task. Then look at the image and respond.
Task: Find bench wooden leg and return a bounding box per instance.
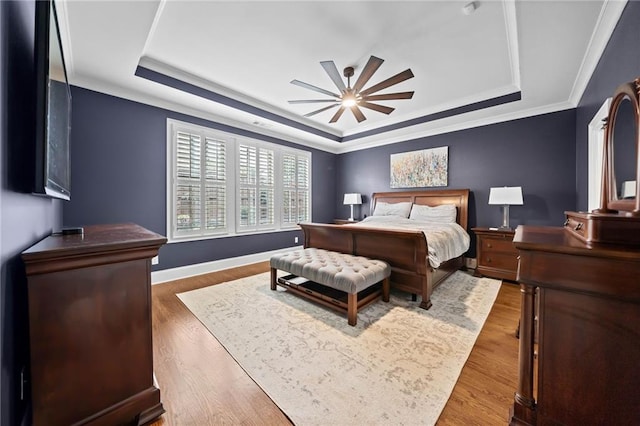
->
[270,267,277,290]
[382,277,390,302]
[347,293,357,326]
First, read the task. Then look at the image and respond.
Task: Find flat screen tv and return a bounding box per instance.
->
[33,0,72,200]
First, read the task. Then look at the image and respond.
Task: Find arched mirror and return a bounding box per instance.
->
[611,98,636,201]
[601,78,640,215]
[565,78,640,245]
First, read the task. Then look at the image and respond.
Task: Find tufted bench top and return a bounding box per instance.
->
[270,248,391,294]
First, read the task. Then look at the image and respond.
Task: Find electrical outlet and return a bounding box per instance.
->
[152,255,159,265]
[294,237,299,244]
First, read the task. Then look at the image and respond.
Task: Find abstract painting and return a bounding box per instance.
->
[390,146,448,188]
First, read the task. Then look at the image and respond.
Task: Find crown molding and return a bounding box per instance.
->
[569,0,628,106]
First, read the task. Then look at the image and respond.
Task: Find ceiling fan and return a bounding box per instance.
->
[288,55,414,124]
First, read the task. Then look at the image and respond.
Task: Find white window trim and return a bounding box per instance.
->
[588,98,610,212]
[166,118,312,243]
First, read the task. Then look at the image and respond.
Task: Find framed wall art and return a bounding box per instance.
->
[390,146,448,188]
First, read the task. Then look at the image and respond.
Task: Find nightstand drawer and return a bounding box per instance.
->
[478,251,519,271]
[480,237,515,253]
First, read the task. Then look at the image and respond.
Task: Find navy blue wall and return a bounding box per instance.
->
[337,110,577,255]
[576,0,640,210]
[64,87,337,270]
[0,1,63,424]
[64,1,640,270]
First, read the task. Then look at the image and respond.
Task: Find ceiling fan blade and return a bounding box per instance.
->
[304,104,340,117]
[358,101,395,115]
[291,79,340,98]
[289,99,341,104]
[320,60,347,93]
[362,91,414,101]
[350,105,366,123]
[359,69,414,97]
[329,106,346,123]
[352,56,384,93]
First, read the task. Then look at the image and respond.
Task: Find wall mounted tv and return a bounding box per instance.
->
[33,0,72,200]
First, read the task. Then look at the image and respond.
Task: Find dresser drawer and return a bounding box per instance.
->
[564,215,587,240]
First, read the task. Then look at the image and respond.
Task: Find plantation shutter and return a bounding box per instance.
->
[168,119,311,241]
[175,131,202,232]
[296,156,310,222]
[173,130,228,237]
[258,148,274,225]
[282,152,310,226]
[238,144,275,231]
[204,137,227,231]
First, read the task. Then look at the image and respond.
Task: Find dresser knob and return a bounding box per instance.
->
[487,258,492,263]
[574,223,583,231]
[487,243,492,248]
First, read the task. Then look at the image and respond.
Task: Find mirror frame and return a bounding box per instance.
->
[598,77,640,216]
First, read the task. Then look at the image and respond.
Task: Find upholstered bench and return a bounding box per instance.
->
[270,248,391,326]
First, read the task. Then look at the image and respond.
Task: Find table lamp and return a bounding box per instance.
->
[343,193,362,221]
[488,186,523,230]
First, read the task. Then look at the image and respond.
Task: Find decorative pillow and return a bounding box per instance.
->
[409,203,457,223]
[372,201,412,218]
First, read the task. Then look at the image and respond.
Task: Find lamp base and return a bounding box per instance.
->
[499,204,511,230]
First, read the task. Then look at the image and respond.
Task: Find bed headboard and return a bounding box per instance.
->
[370,189,470,230]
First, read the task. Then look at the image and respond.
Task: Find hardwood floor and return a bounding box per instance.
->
[150,262,520,425]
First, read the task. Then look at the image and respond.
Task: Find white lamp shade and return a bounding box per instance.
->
[488,186,523,205]
[343,193,362,205]
[621,180,636,198]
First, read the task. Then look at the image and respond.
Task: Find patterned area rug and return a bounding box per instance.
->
[178,271,501,425]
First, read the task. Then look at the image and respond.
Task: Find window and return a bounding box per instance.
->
[237,144,275,231]
[282,152,310,226]
[167,119,311,242]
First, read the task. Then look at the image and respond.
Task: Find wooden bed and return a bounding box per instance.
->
[298,189,470,309]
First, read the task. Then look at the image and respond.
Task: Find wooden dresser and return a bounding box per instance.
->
[472,227,518,281]
[22,223,166,426]
[510,225,640,425]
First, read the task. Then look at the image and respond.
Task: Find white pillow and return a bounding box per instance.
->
[409,204,457,223]
[372,201,412,218]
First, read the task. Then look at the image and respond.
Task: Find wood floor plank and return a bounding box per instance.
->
[150,263,519,425]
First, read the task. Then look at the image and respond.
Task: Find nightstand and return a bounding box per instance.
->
[472,227,518,281]
[333,219,360,225]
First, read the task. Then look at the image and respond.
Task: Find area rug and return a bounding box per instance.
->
[177,271,501,425]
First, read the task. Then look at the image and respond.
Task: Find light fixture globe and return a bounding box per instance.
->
[342,92,358,107]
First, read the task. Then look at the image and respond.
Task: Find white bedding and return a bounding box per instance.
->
[354,216,470,268]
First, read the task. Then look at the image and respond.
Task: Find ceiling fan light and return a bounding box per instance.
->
[342,93,358,107]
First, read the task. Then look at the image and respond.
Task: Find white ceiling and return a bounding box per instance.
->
[56,0,627,153]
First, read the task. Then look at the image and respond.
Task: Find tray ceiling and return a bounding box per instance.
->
[57,1,626,153]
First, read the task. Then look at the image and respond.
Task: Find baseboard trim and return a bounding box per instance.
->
[465,257,477,270]
[151,246,303,285]
[152,251,478,285]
